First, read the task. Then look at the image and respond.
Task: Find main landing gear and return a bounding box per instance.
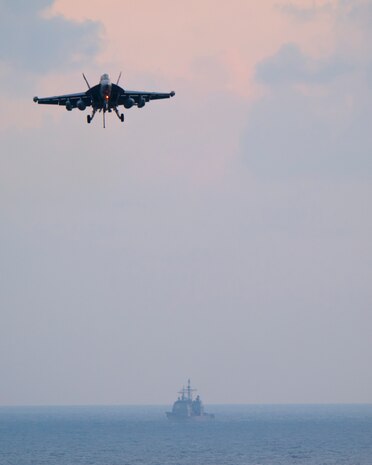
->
[86,107,124,125]
[87,108,97,124]
[114,106,124,123]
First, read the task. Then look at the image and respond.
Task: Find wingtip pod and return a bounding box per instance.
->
[33,96,39,102]
[170,91,175,97]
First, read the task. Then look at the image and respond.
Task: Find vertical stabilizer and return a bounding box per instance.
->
[82,73,91,89]
[116,71,122,85]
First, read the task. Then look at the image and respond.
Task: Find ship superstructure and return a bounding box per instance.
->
[166,379,214,420]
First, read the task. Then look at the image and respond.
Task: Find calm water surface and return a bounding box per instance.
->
[0,404,371,465]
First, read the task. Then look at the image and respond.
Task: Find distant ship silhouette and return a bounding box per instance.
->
[166,379,215,420]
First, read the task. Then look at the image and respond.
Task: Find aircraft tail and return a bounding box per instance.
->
[82,73,91,89]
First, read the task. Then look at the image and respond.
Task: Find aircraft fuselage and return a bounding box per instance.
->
[100,73,112,106]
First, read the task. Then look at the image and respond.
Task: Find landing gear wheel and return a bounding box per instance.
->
[120,113,124,122]
[87,115,91,124]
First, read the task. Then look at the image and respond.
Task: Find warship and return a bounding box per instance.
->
[166,379,215,420]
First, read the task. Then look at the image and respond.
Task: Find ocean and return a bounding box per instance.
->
[0,404,371,465]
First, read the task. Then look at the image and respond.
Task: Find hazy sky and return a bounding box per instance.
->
[1,0,371,405]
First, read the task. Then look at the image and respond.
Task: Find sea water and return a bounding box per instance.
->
[0,404,371,465]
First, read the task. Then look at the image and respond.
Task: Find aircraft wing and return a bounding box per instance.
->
[33,92,91,107]
[117,88,176,106]
[124,90,175,101]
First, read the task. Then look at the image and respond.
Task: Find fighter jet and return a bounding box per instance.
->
[33,73,175,128]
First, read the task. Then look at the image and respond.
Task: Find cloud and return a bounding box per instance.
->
[243,92,329,177]
[279,0,372,27]
[242,86,372,181]
[278,2,333,21]
[244,62,372,177]
[241,0,372,179]
[256,43,351,86]
[1,0,371,405]
[0,0,102,74]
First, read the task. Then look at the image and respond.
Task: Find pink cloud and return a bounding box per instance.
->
[51,0,332,97]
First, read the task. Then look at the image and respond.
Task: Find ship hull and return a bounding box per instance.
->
[166,412,215,421]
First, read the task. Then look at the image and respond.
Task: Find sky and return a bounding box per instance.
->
[0,0,371,405]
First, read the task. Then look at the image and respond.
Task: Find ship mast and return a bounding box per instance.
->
[178,379,196,401]
[187,379,192,401]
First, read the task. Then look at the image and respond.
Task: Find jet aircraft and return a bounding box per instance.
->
[33,73,175,127]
